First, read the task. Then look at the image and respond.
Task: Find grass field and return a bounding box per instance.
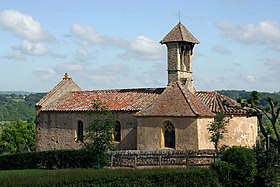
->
[0,167,220,187]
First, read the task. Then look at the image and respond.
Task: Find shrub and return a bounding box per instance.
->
[255,147,280,187]
[210,160,235,186]
[211,146,256,187]
[0,148,108,170]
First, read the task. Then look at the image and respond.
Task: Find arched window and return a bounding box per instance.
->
[164,122,175,148]
[115,121,121,142]
[77,121,83,142]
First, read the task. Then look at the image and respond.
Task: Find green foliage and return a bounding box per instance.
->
[210,160,235,187]
[84,99,116,168]
[255,147,280,187]
[207,112,229,153]
[0,93,45,122]
[0,149,105,170]
[211,146,257,187]
[0,168,221,187]
[0,120,35,154]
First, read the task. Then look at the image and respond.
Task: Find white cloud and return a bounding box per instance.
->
[244,74,256,84]
[71,24,104,45]
[70,24,164,61]
[33,68,56,81]
[121,36,164,61]
[211,45,231,55]
[217,20,280,46]
[16,40,48,56]
[0,9,52,42]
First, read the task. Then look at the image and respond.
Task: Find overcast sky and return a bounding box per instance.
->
[0,0,279,92]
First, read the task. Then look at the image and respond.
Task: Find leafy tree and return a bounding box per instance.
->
[234,91,280,151]
[211,146,257,187]
[0,120,35,154]
[207,112,229,153]
[84,99,115,168]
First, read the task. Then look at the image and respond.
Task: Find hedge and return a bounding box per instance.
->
[0,149,107,170]
[0,168,222,187]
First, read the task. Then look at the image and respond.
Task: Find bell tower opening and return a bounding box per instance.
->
[160,22,199,92]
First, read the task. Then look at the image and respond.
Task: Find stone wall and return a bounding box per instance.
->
[36,111,138,151]
[108,149,216,168]
[197,116,257,149]
[137,117,198,150]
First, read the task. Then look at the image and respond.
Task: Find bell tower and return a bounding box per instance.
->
[160,22,199,92]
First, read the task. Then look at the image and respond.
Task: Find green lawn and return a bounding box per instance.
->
[0,167,221,187]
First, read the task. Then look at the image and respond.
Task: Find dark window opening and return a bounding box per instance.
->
[115,121,121,142]
[164,122,175,148]
[77,121,83,142]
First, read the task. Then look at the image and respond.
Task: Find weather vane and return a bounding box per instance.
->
[179,11,181,23]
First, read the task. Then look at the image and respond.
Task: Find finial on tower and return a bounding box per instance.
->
[63,73,71,80]
[179,11,181,23]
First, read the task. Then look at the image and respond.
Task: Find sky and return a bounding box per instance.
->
[0,0,280,93]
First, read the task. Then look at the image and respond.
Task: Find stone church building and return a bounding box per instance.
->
[35,22,257,151]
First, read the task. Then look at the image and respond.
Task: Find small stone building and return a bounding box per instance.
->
[35,22,257,151]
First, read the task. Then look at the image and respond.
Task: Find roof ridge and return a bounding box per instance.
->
[179,23,184,41]
[176,82,198,116]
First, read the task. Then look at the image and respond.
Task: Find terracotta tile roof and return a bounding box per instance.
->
[41,88,164,112]
[135,82,214,117]
[160,22,200,44]
[196,91,247,115]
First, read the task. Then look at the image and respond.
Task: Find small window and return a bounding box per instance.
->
[77,121,83,142]
[164,122,175,148]
[115,121,121,142]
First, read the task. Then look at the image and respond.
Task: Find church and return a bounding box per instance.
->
[35,22,257,151]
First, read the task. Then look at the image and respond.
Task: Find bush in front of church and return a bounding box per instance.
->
[211,146,256,187]
[0,148,107,170]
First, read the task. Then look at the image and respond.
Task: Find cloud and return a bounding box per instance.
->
[119,35,164,61]
[75,47,95,62]
[71,24,104,45]
[0,9,52,42]
[217,20,280,47]
[3,50,26,61]
[33,68,56,81]
[16,40,48,56]
[70,24,164,61]
[259,58,280,82]
[243,74,256,84]
[136,62,166,86]
[211,45,231,55]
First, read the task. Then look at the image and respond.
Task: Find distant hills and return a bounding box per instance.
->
[0,91,34,95]
[0,90,279,123]
[0,92,45,122]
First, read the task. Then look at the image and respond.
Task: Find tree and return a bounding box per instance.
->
[207,112,229,153]
[84,99,115,168]
[235,91,280,151]
[0,120,35,154]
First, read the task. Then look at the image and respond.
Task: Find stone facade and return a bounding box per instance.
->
[197,116,258,150]
[36,111,138,151]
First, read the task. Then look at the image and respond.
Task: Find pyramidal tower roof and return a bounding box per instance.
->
[160,22,200,44]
